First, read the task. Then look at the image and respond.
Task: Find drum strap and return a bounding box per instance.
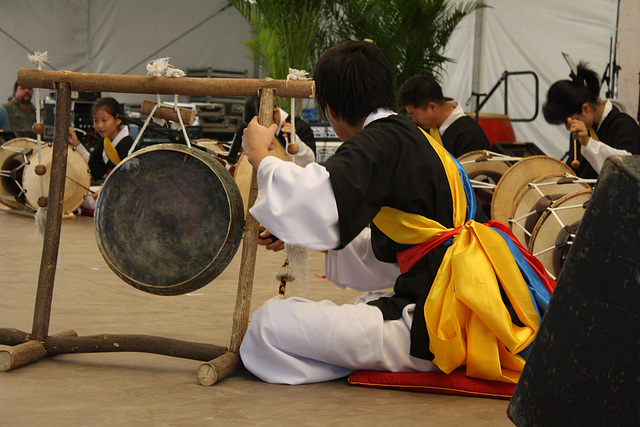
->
[103,137,122,166]
[429,127,442,145]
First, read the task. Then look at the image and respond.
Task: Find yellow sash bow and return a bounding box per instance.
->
[373,129,540,383]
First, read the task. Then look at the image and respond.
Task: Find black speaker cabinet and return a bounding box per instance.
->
[508,155,640,426]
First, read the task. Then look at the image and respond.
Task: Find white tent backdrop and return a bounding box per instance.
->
[1,0,637,158]
[441,0,637,159]
[0,0,253,105]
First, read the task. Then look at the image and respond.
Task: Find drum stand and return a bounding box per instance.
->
[0,70,314,385]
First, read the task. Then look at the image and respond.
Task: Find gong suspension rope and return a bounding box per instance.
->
[128,57,191,156]
[284,68,310,159]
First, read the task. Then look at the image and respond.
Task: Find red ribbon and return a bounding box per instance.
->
[395,221,556,294]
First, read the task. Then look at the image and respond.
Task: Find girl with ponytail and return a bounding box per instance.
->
[543,61,639,178]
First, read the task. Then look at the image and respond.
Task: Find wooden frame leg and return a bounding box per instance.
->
[197,88,276,386]
[31,82,71,341]
[0,329,77,372]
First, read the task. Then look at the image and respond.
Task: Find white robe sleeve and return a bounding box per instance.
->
[74,144,90,162]
[581,138,631,175]
[324,227,400,292]
[249,156,340,251]
[291,133,315,167]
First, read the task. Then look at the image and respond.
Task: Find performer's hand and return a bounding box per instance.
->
[68,127,80,147]
[566,118,590,146]
[243,117,277,168]
[92,188,101,200]
[258,226,285,252]
[280,122,292,139]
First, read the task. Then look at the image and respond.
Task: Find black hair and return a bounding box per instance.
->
[542,61,601,125]
[92,97,124,119]
[13,81,19,96]
[313,40,396,127]
[397,75,445,109]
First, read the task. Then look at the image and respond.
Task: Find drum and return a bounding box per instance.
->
[457,150,513,219]
[0,138,37,210]
[23,144,91,213]
[509,173,591,247]
[95,143,244,296]
[193,138,239,175]
[528,189,592,279]
[193,138,227,156]
[491,156,574,225]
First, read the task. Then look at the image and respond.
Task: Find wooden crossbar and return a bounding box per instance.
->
[17,69,315,99]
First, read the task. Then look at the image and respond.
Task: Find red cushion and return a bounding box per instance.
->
[348,370,515,400]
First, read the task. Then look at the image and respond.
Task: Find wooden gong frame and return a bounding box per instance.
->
[0,69,315,386]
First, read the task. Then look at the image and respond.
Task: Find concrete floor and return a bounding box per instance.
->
[0,209,514,426]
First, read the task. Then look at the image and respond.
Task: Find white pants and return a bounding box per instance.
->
[239,293,439,384]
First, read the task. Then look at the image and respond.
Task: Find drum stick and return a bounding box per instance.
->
[259,226,280,244]
[65,175,95,194]
[571,134,580,169]
[140,99,195,126]
[17,69,315,99]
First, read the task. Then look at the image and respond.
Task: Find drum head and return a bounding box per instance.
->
[0,138,37,210]
[528,189,592,279]
[509,173,590,247]
[492,156,573,225]
[457,150,512,219]
[95,144,244,296]
[233,154,252,218]
[23,145,91,213]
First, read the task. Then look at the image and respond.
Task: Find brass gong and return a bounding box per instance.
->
[95,143,244,296]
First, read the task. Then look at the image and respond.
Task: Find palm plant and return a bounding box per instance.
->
[229,0,327,110]
[323,0,485,91]
[230,0,484,111]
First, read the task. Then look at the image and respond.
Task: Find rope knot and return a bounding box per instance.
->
[165,68,186,78]
[28,51,48,68]
[287,68,309,81]
[146,57,185,78]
